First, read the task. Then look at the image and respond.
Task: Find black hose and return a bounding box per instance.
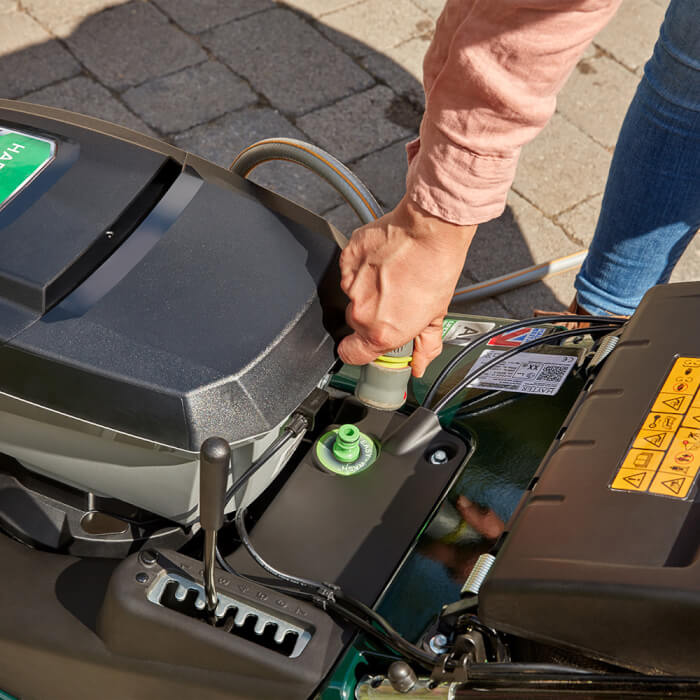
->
[433,324,619,414]
[423,314,625,409]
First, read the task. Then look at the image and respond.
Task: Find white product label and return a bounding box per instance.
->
[466,349,576,396]
[442,319,496,346]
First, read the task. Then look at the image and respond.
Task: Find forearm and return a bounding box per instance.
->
[407,0,623,225]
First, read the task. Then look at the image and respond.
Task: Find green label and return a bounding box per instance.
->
[0,128,55,210]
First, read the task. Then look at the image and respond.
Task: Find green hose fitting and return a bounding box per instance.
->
[315,424,379,476]
[333,424,361,463]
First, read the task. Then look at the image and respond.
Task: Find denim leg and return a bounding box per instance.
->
[574,0,700,316]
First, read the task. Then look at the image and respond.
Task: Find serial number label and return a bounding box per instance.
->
[466,349,576,396]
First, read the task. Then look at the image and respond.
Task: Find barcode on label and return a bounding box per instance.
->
[537,365,569,382]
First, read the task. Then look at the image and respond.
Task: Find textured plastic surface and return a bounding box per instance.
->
[480,282,700,675]
[0,101,343,452]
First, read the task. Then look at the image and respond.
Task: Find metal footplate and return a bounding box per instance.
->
[147,570,312,658]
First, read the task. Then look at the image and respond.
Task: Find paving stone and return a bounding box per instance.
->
[318,0,432,59]
[670,231,700,285]
[464,191,579,285]
[449,293,512,320]
[410,0,445,21]
[322,202,364,235]
[203,8,373,116]
[66,3,205,91]
[512,113,612,218]
[123,62,256,134]
[280,0,360,18]
[154,0,272,33]
[297,86,416,163]
[497,268,578,319]
[350,138,411,210]
[557,55,639,150]
[594,0,664,72]
[361,35,429,106]
[19,0,127,36]
[0,12,80,98]
[174,108,341,213]
[556,194,603,248]
[24,76,155,135]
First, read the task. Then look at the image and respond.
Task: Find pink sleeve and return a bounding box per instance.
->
[405,0,622,225]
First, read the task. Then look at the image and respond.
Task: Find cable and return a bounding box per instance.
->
[423,314,626,409]
[433,324,619,414]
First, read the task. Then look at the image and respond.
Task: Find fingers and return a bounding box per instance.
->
[410,318,445,378]
[455,495,505,541]
[338,332,382,366]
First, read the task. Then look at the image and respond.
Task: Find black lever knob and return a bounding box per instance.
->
[199,437,230,532]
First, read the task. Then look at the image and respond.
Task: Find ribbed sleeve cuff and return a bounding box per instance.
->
[405,127,520,226]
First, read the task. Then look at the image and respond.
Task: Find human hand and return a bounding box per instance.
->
[337,196,477,377]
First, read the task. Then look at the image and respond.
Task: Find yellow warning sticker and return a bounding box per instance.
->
[611,468,654,492]
[611,356,700,500]
[682,407,700,429]
[619,449,663,472]
[649,472,693,499]
[632,429,675,451]
[651,392,691,414]
[642,411,682,432]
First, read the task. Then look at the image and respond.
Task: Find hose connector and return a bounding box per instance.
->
[355,341,414,411]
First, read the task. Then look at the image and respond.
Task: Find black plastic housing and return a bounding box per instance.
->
[0,100,345,451]
[480,282,700,675]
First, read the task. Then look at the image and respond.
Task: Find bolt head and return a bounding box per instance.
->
[429,449,449,465]
[139,549,157,566]
[135,572,149,584]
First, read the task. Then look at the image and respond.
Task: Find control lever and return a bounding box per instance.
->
[199,437,230,612]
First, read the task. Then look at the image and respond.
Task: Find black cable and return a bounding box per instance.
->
[423,314,625,409]
[433,324,619,414]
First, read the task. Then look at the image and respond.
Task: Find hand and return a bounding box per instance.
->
[338,196,477,377]
[455,495,505,540]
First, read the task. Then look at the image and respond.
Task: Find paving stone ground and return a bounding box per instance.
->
[1,0,697,320]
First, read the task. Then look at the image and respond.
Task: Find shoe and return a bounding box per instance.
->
[532,297,628,330]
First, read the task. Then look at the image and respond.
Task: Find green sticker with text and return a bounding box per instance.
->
[0,127,55,210]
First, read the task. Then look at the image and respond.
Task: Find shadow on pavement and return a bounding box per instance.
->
[0,0,566,316]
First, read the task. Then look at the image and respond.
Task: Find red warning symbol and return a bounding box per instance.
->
[623,472,647,489]
[675,452,694,464]
[674,382,689,393]
[661,477,686,495]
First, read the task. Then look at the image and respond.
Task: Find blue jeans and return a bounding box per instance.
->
[575,0,700,316]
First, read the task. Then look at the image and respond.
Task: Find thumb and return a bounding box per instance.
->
[411,319,444,378]
[338,332,382,366]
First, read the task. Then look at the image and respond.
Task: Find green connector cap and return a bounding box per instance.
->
[333,424,361,463]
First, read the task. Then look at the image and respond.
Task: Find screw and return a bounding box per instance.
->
[105,230,114,239]
[135,572,149,584]
[428,633,449,654]
[139,549,157,566]
[428,449,449,465]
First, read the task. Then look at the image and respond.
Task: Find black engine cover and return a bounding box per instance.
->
[0,100,344,451]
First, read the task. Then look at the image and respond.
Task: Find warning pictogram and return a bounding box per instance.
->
[633,429,674,451]
[644,432,666,448]
[650,471,692,499]
[663,477,685,495]
[623,472,646,488]
[611,468,652,492]
[663,396,685,411]
[652,392,690,414]
[487,327,546,348]
[612,357,700,500]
